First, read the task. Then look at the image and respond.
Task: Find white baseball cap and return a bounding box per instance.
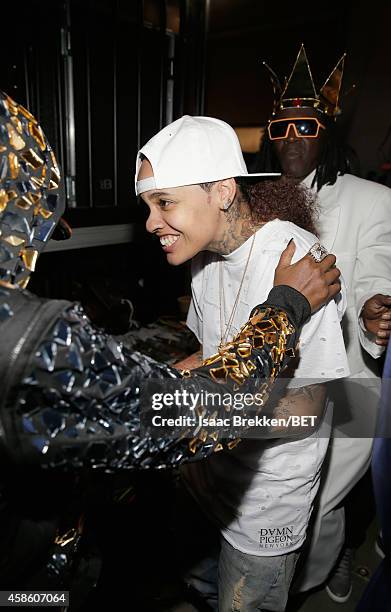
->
[135,115,279,195]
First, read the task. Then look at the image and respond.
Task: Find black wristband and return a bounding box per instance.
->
[257,285,311,331]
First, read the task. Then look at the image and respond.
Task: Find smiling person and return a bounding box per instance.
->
[0,90,344,592]
[254,45,391,602]
[136,115,349,612]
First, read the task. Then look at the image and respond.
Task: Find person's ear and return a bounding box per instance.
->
[217,178,237,211]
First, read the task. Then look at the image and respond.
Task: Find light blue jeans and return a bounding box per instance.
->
[176,482,300,611]
[218,538,299,612]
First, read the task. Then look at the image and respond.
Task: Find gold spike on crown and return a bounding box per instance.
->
[263,44,346,118]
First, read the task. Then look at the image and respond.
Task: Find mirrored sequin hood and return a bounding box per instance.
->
[0,91,63,288]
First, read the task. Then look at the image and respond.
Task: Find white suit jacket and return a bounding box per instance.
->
[303,172,391,377]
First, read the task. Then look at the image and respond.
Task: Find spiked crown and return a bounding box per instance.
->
[264,44,346,117]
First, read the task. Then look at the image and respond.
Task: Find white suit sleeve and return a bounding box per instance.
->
[355,187,391,358]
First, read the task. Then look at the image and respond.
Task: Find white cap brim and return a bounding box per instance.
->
[136,172,281,195]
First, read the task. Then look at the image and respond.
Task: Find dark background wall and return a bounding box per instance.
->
[206,1,350,125]
[0,0,206,326]
[343,2,391,177]
[0,0,208,224]
[205,0,391,179]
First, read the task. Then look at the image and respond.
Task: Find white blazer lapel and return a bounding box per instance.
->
[303,172,341,251]
[316,204,341,251]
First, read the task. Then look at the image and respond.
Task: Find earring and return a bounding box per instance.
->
[223,199,231,210]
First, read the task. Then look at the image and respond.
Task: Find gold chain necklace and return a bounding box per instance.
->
[219,233,256,350]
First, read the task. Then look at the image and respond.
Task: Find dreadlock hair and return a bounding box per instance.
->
[252,115,360,192]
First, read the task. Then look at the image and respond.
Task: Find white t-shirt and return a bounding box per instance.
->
[182,219,349,556]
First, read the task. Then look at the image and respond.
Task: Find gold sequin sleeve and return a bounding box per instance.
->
[178,305,298,460]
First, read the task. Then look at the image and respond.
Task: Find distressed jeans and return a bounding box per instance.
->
[218,538,300,612]
[175,481,300,611]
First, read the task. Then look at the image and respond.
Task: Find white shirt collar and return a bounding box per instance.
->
[302,169,316,189]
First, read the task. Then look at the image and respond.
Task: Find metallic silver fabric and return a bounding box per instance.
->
[0,287,297,470]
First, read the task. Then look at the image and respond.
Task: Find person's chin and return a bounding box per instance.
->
[166,251,188,266]
[282,163,307,179]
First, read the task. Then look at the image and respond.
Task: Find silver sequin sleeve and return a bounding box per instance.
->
[0,291,301,470]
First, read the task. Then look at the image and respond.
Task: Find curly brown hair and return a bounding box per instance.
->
[238,177,319,236]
